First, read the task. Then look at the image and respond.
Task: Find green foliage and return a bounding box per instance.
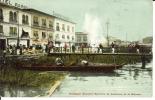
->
[0,66,67,89]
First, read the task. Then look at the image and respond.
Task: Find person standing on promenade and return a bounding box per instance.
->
[98,43,103,53]
[81,43,84,54]
[111,42,115,53]
[48,41,54,54]
[42,44,46,54]
[19,44,23,55]
[72,45,76,53]
[12,45,17,55]
[135,43,140,53]
[64,43,68,53]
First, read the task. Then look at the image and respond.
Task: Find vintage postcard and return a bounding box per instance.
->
[0,0,153,97]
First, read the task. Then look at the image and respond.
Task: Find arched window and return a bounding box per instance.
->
[9,11,13,22]
[42,32,46,39]
[26,15,28,24]
[22,15,25,24]
[67,25,70,32]
[62,35,65,39]
[56,34,59,39]
[67,35,70,40]
[72,36,74,41]
[14,12,17,22]
[56,23,60,31]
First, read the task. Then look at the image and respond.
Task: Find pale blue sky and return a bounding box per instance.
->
[10,0,153,41]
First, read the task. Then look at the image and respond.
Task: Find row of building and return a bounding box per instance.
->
[0,1,88,50]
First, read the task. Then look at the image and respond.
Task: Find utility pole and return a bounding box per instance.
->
[126,33,127,47]
[17,10,20,48]
[106,21,109,47]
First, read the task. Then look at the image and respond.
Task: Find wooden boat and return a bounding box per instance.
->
[15,63,123,72]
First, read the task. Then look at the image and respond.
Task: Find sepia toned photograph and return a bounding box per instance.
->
[0,0,153,97]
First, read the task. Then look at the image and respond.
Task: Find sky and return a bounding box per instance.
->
[10,0,153,41]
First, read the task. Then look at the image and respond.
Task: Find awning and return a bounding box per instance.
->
[21,29,30,38]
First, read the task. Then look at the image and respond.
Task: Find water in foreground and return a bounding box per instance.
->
[52,63,152,97]
[0,62,152,97]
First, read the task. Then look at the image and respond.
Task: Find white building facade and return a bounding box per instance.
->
[75,32,88,47]
[0,1,76,49]
[0,2,31,47]
[27,9,54,46]
[53,17,76,47]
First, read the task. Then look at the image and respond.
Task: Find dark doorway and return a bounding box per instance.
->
[0,39,6,50]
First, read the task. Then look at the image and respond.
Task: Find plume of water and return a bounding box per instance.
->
[83,13,107,47]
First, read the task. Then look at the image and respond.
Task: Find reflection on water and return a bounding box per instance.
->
[52,63,152,97]
[0,62,153,97]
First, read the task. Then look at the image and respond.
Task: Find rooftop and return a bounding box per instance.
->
[0,2,75,24]
[75,32,88,35]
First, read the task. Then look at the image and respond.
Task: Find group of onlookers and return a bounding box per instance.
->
[1,41,152,56]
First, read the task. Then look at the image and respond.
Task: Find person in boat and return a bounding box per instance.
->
[80,60,89,66]
[55,58,64,66]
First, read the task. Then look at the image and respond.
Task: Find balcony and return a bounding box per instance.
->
[9,33,17,37]
[33,22,39,27]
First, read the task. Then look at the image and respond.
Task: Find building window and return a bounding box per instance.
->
[67,35,70,40]
[77,36,81,42]
[33,31,39,39]
[56,34,59,39]
[26,15,29,24]
[9,11,13,22]
[14,12,17,22]
[72,36,74,41]
[9,27,17,36]
[0,25,3,33]
[0,8,3,21]
[56,23,60,31]
[62,35,65,39]
[49,33,53,40]
[67,25,70,32]
[42,19,46,27]
[83,36,87,42]
[22,15,29,25]
[72,27,74,33]
[22,15,26,24]
[62,24,65,31]
[42,32,46,39]
[33,16,39,26]
[9,11,17,23]
[49,21,53,29]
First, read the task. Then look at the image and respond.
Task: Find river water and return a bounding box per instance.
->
[52,62,152,97]
[0,62,152,97]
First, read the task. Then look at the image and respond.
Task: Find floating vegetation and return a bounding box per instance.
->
[0,65,67,90]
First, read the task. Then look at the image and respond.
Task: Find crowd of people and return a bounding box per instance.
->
[1,41,151,56]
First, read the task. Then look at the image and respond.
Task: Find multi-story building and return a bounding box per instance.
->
[0,1,76,49]
[26,8,54,46]
[53,13,76,47]
[75,32,88,47]
[0,2,31,47]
